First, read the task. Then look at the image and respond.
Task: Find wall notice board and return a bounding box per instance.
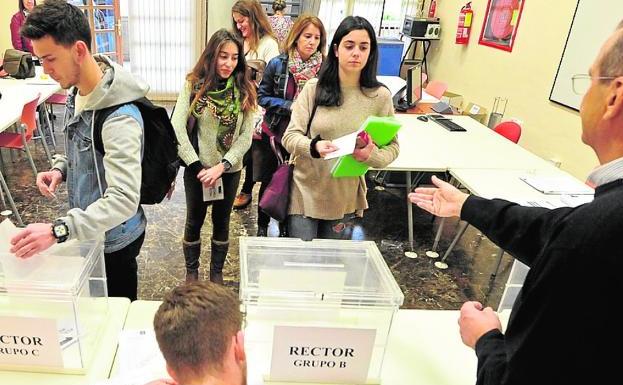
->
[549,0,622,111]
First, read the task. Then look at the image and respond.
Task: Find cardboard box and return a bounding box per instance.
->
[463,102,488,124]
[440,91,464,110]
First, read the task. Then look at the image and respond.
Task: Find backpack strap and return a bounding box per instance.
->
[276,56,288,98]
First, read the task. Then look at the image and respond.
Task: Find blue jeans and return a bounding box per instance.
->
[287,214,356,241]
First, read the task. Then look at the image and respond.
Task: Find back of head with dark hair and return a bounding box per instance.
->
[315,16,382,107]
[154,282,243,382]
[20,0,92,51]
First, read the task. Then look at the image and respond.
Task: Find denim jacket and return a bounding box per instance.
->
[54,55,147,253]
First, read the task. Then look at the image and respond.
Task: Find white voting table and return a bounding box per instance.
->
[0,67,61,132]
[115,300,516,385]
[449,168,594,205]
[0,297,130,385]
[386,114,560,250]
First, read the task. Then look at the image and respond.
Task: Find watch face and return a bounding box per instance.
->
[54,224,68,237]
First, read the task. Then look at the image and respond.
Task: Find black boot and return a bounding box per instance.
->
[257,226,268,237]
[183,240,201,283]
[210,239,228,285]
[278,221,288,237]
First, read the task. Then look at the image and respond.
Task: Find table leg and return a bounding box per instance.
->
[406,171,413,251]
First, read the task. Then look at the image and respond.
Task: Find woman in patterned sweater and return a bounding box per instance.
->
[171,29,256,284]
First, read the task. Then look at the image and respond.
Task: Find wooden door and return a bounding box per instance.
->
[68,0,123,63]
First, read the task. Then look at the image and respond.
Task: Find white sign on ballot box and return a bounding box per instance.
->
[270,326,375,384]
[0,316,63,368]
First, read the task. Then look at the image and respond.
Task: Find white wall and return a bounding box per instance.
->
[208,0,236,39]
[429,0,598,179]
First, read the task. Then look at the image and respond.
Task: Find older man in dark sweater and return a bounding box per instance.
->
[409,23,623,385]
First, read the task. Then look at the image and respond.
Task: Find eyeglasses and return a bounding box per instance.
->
[571,74,618,95]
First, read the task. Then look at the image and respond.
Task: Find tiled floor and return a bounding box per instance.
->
[0,105,513,309]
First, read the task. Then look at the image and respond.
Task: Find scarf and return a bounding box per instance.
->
[288,50,323,97]
[191,76,241,154]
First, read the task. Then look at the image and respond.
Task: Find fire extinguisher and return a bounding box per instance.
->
[428,0,438,18]
[456,2,473,45]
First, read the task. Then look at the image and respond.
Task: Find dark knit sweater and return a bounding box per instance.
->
[461,179,623,385]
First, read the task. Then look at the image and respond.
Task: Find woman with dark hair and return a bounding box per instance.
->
[231,0,280,210]
[268,0,293,45]
[10,0,36,53]
[171,29,256,284]
[255,14,326,237]
[282,16,399,241]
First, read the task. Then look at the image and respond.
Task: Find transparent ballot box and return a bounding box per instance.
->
[0,239,108,374]
[240,237,404,384]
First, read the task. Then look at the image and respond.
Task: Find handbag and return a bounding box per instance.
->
[1,49,35,79]
[259,102,318,222]
[246,59,266,84]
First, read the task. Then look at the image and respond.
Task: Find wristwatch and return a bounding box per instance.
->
[221,159,232,172]
[51,219,69,243]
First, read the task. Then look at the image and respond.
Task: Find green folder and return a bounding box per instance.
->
[331,116,402,178]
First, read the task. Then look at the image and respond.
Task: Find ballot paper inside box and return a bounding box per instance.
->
[0,228,108,374]
[239,237,404,384]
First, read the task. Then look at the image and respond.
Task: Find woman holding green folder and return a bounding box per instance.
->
[282,16,399,241]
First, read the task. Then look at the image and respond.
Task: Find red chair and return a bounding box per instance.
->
[0,93,52,177]
[424,80,448,99]
[493,121,522,143]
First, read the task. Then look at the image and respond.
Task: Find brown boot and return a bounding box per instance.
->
[209,239,228,285]
[183,240,201,283]
[209,270,224,285]
[185,269,199,283]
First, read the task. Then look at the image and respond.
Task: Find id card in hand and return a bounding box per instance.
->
[203,178,224,201]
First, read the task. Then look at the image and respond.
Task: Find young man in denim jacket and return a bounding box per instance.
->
[10,0,147,301]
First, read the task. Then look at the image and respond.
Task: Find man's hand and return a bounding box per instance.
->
[315,140,339,158]
[408,175,469,218]
[353,141,375,162]
[10,223,57,259]
[458,301,502,349]
[36,169,63,198]
[198,163,224,188]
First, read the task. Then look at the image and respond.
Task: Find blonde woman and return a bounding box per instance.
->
[255,15,326,236]
[231,0,280,209]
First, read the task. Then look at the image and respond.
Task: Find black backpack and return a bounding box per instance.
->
[93,98,180,205]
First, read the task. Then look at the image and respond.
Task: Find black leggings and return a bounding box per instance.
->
[183,168,241,243]
[240,149,254,194]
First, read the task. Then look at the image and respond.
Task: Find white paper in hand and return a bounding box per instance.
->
[203,178,224,201]
[324,131,359,160]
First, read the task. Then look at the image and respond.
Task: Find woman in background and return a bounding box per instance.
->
[10,0,36,53]
[282,16,399,241]
[255,15,326,236]
[268,0,293,46]
[171,29,256,284]
[231,0,280,210]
